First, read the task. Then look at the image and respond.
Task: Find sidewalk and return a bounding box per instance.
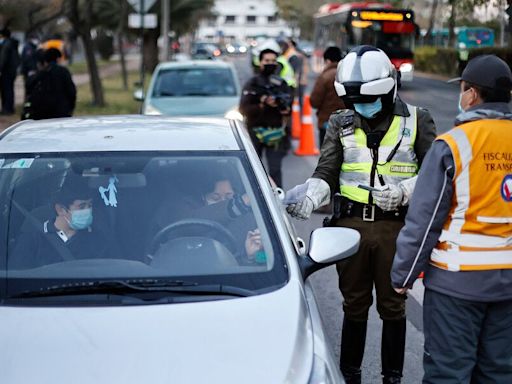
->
[0,58,139,130]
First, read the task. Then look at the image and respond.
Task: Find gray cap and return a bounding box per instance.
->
[448,55,512,91]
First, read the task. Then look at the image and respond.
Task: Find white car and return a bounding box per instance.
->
[0,116,358,384]
[136,61,241,117]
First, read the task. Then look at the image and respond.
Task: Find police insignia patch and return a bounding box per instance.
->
[341,127,355,137]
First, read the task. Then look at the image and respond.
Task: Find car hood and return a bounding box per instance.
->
[147,96,239,116]
[0,280,313,384]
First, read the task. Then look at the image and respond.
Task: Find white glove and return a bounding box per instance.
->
[371,176,418,211]
[286,178,331,220]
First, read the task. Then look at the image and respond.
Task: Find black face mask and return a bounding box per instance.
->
[261,63,277,76]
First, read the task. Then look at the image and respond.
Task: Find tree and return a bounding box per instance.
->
[66,0,105,106]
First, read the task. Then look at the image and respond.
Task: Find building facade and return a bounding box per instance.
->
[196,0,293,43]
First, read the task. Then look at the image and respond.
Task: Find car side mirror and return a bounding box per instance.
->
[133,88,144,101]
[298,227,360,279]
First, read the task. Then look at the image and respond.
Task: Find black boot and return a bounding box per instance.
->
[340,318,367,384]
[381,318,406,384]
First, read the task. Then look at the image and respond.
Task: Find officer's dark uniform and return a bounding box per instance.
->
[313,97,436,382]
[239,73,293,186]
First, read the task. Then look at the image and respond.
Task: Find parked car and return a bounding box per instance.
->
[135,61,241,117]
[0,115,358,384]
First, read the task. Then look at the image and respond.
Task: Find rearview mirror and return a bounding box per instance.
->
[133,88,144,101]
[298,227,360,279]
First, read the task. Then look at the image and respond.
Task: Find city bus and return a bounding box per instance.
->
[313,2,416,81]
[427,27,495,49]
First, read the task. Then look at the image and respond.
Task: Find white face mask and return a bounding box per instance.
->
[458,88,471,113]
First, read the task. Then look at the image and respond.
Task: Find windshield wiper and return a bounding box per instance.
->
[158,91,175,96]
[11,279,254,299]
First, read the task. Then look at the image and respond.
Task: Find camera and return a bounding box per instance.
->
[268,91,292,112]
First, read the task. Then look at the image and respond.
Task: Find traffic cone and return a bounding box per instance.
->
[295,94,319,156]
[291,98,301,139]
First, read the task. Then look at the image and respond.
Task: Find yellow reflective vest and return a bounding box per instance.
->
[431,119,512,272]
[277,56,297,88]
[339,104,418,203]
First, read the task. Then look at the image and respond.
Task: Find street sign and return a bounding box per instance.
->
[127,0,157,14]
[128,13,158,29]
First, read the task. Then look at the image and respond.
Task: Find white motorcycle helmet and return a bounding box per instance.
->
[334,46,398,113]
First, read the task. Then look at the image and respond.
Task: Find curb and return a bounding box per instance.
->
[414,70,452,82]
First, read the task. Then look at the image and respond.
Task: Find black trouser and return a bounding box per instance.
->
[0,74,16,113]
[423,289,512,384]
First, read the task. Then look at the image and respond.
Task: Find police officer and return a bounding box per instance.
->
[240,48,293,187]
[287,46,436,383]
[391,55,512,383]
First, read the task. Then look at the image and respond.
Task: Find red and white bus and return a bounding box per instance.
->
[313,2,416,81]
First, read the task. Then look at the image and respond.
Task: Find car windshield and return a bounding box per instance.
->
[152,67,237,97]
[0,151,287,302]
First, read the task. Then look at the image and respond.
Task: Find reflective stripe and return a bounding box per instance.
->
[339,104,419,203]
[477,216,512,224]
[431,248,512,271]
[446,128,473,234]
[439,230,512,248]
[302,115,313,124]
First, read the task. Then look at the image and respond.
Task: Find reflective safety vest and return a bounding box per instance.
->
[277,56,297,88]
[431,119,512,272]
[339,105,418,204]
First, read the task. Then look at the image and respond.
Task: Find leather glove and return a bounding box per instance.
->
[371,176,418,211]
[286,178,330,220]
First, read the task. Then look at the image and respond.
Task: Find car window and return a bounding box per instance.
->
[0,152,288,301]
[153,68,237,97]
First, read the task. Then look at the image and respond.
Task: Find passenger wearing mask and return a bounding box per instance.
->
[239,48,293,187]
[286,46,436,383]
[10,178,113,269]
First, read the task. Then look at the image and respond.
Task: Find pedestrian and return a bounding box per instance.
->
[23,48,76,120]
[310,46,346,147]
[290,39,310,109]
[286,46,436,383]
[20,33,39,88]
[0,27,20,115]
[391,54,512,383]
[239,48,293,187]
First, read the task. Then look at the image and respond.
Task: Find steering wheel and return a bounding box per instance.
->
[146,218,239,257]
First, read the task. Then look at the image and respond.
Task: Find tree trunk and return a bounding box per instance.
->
[143,30,159,74]
[448,0,457,48]
[82,30,105,106]
[117,0,128,90]
[425,0,438,42]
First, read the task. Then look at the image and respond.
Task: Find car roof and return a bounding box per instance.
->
[155,60,234,71]
[0,115,241,154]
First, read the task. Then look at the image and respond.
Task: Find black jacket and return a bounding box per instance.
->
[0,37,20,78]
[26,63,76,119]
[239,73,292,129]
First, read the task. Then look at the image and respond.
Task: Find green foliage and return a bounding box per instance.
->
[414,46,459,76]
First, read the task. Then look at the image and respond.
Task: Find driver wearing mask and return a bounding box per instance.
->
[152,172,264,264]
[10,178,112,269]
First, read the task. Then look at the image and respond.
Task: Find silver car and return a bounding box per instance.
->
[137,61,241,117]
[0,116,357,383]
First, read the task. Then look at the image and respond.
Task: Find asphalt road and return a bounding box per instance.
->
[229,54,461,383]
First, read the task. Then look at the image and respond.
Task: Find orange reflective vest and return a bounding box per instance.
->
[431,119,512,271]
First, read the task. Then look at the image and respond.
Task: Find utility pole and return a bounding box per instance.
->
[161,0,170,61]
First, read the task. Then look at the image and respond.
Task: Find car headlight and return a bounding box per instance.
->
[224,109,244,121]
[399,63,413,73]
[308,354,336,384]
[144,104,162,115]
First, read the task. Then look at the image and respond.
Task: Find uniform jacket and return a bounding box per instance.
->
[312,97,437,195]
[309,61,345,129]
[391,102,512,302]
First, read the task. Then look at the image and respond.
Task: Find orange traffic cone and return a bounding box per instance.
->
[291,98,301,139]
[295,95,319,156]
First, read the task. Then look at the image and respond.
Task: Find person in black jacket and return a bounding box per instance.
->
[239,48,293,187]
[0,28,20,115]
[24,48,76,120]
